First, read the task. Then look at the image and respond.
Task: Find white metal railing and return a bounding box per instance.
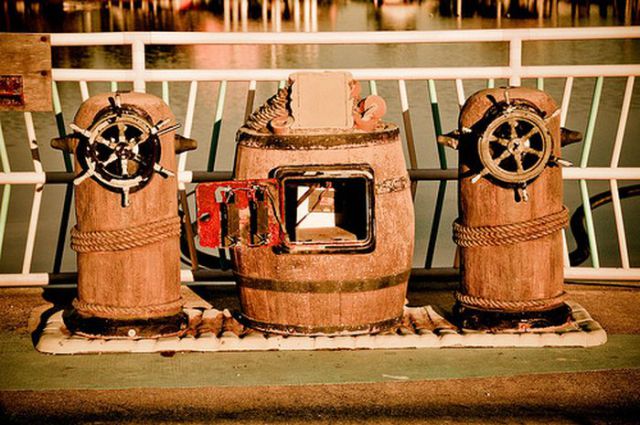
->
[0,27,639,287]
[49,27,640,89]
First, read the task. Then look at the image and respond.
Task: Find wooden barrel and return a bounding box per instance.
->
[62,92,185,337]
[233,124,414,335]
[455,87,569,329]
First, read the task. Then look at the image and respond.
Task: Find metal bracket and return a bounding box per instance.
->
[196,180,282,249]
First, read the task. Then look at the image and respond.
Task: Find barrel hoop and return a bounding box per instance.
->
[452,206,568,247]
[236,125,400,150]
[72,297,184,319]
[376,175,410,194]
[454,291,567,312]
[70,215,181,253]
[239,313,401,336]
[236,269,410,293]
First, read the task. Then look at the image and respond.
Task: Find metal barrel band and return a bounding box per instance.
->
[452,206,569,247]
[375,175,410,195]
[72,297,184,319]
[454,291,567,312]
[238,313,402,336]
[236,269,410,293]
[70,215,181,252]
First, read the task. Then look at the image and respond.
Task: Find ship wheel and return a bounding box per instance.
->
[472,97,553,201]
[71,94,180,207]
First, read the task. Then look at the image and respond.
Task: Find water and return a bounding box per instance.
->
[0,0,638,275]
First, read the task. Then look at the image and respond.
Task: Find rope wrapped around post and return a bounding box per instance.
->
[71,216,181,253]
[452,206,568,247]
[454,291,567,312]
[72,298,184,319]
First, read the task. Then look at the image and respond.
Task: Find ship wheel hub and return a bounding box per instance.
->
[115,143,134,158]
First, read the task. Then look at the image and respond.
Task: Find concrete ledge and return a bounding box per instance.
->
[35,301,606,354]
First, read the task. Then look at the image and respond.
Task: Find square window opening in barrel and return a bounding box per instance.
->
[273,165,375,254]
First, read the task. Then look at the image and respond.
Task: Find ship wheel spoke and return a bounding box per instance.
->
[120,158,129,177]
[103,153,118,166]
[132,153,148,166]
[121,187,131,207]
[522,126,539,142]
[508,120,518,139]
[117,122,127,143]
[523,146,542,157]
[493,149,511,164]
[96,136,117,149]
[131,134,151,147]
[152,162,174,178]
[515,153,525,173]
[490,134,510,147]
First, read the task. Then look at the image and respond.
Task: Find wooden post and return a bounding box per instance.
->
[55,92,190,338]
[451,87,571,330]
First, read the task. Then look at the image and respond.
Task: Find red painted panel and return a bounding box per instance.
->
[195,179,282,248]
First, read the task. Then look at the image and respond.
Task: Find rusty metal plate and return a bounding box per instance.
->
[0,33,52,111]
[196,179,282,249]
[0,75,24,107]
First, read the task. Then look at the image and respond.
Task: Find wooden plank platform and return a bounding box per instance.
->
[34,301,605,355]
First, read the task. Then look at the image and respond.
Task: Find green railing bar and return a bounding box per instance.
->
[110,81,118,92]
[207,80,227,172]
[0,120,11,261]
[577,76,604,268]
[487,78,495,88]
[162,81,170,106]
[579,180,599,268]
[425,80,448,268]
[536,77,544,91]
[580,77,603,168]
[52,81,75,274]
[369,80,378,96]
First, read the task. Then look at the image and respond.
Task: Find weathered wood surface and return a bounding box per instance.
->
[233,125,414,335]
[72,92,181,320]
[0,33,52,111]
[458,87,564,309]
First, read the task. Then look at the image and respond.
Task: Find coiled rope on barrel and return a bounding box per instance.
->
[452,206,568,247]
[72,298,183,318]
[454,291,567,311]
[71,216,181,253]
[245,83,291,131]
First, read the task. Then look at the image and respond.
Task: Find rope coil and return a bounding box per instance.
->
[455,291,567,312]
[245,84,291,131]
[453,206,568,247]
[71,216,181,253]
[73,297,183,318]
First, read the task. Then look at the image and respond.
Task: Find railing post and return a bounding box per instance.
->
[509,38,522,87]
[132,38,146,93]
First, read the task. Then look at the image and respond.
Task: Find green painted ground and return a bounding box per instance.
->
[1,333,639,391]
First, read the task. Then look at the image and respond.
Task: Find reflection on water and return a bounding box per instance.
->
[1,0,638,33]
[0,0,638,274]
